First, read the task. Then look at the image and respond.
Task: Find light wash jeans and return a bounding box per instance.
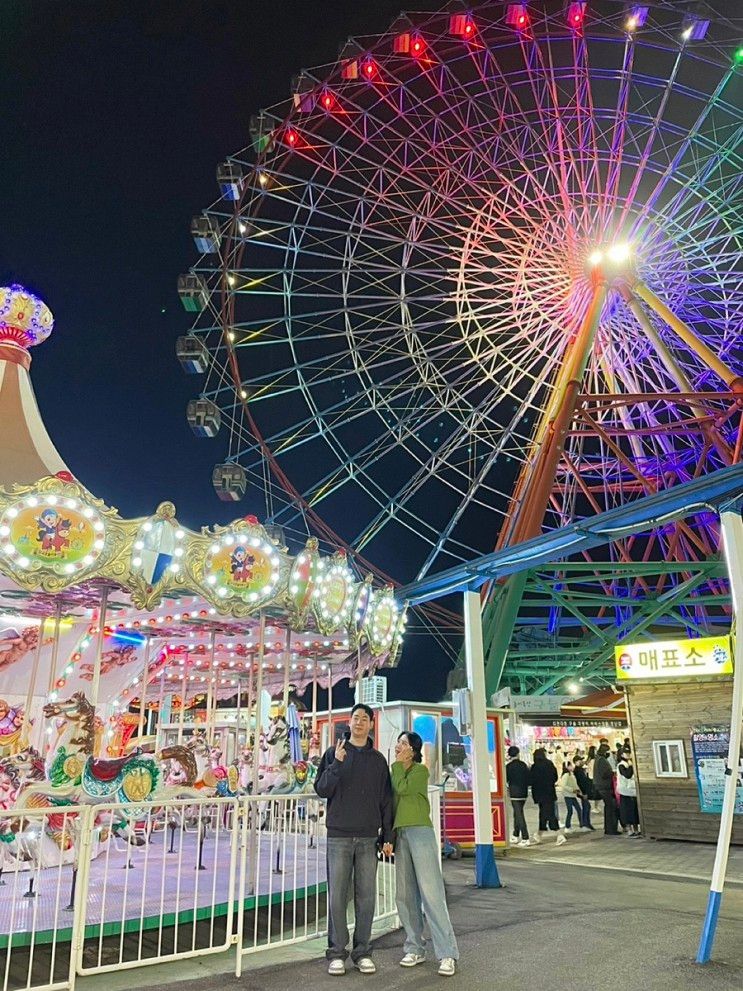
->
[395,826,459,961]
[326,836,378,962]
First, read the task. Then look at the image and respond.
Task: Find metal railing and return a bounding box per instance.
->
[0,805,85,991]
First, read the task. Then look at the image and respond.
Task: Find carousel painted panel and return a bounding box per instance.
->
[313,552,354,636]
[193,516,285,615]
[0,475,129,593]
[284,537,320,627]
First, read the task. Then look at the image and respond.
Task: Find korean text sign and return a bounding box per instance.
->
[615,635,732,681]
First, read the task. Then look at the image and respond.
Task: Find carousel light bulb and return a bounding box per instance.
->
[7,508,18,518]
[175,529,184,540]
[65,563,75,574]
[3,543,15,556]
[64,499,77,510]
[218,587,228,598]
[26,497,38,507]
[132,557,142,567]
[18,556,29,568]
[47,495,58,506]
[588,249,603,267]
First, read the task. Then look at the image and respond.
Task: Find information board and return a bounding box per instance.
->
[690,726,743,815]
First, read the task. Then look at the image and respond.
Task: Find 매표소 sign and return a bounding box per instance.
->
[615,635,732,681]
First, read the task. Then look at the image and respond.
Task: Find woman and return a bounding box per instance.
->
[617,746,641,837]
[560,761,582,831]
[529,748,567,845]
[586,744,600,815]
[385,732,459,977]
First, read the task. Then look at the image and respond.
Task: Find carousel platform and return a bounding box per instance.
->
[0,829,327,949]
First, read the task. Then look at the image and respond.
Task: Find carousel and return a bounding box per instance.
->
[0,284,405,957]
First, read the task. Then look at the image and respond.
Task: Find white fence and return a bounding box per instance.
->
[0,795,398,991]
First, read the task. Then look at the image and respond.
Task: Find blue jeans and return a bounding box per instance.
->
[326,836,378,962]
[395,826,459,961]
[564,797,582,828]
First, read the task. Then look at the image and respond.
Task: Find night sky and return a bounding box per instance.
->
[2,0,452,704]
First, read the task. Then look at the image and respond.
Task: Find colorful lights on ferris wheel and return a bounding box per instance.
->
[566,2,586,29]
[449,14,475,38]
[505,4,529,30]
[625,6,648,31]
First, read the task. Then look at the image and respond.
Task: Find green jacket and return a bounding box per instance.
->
[391,761,433,829]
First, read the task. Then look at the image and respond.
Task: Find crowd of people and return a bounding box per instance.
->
[506,737,641,846]
[314,703,459,978]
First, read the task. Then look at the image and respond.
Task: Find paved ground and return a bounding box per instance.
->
[85,832,743,991]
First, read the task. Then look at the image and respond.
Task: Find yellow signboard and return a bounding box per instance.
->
[615,635,732,681]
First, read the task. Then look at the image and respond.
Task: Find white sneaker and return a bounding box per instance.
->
[556,833,567,846]
[400,953,426,967]
[518,838,530,847]
[328,959,346,975]
[530,832,541,844]
[355,957,376,974]
[438,958,456,976]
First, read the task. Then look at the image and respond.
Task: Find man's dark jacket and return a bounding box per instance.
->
[314,739,393,843]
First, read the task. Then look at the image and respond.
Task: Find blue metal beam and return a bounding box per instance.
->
[400,463,743,605]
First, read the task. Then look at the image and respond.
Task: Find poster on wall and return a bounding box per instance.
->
[690,726,743,814]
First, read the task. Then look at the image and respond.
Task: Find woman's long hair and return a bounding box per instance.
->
[398,731,423,763]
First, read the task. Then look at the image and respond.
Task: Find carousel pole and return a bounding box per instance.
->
[250,612,266,799]
[246,649,255,751]
[178,653,188,745]
[327,659,333,744]
[311,657,318,735]
[247,612,266,898]
[282,629,291,712]
[89,588,109,714]
[46,601,64,696]
[205,630,217,746]
[22,616,46,750]
[153,663,165,737]
[137,634,152,742]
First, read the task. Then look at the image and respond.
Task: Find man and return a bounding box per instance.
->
[593,742,620,835]
[505,745,531,846]
[314,703,393,976]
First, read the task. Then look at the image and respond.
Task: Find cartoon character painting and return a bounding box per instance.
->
[230,546,256,584]
[34,509,83,557]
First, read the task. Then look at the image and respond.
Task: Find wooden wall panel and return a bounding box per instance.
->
[626,679,743,844]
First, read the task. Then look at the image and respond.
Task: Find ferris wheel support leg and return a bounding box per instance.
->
[697,502,743,963]
[482,283,608,695]
[633,282,743,395]
[463,591,501,889]
[619,285,734,465]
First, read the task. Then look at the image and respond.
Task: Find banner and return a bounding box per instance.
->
[690,726,743,814]
[615,635,732,681]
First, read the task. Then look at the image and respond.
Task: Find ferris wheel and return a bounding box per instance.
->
[178,0,743,589]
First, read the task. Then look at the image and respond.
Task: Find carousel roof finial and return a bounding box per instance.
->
[0,284,69,486]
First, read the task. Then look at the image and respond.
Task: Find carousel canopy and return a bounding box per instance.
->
[0,285,406,739]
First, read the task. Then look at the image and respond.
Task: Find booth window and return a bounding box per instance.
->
[652,740,687,778]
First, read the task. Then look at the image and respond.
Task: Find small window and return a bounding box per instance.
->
[652,740,687,778]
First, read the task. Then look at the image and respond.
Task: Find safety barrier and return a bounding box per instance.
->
[235,794,397,974]
[74,796,239,976]
[0,794,399,991]
[0,804,85,991]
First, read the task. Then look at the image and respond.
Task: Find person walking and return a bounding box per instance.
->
[506,745,531,847]
[529,748,566,845]
[573,754,595,831]
[384,731,459,977]
[594,742,620,835]
[560,761,582,831]
[617,746,641,837]
[314,703,393,976]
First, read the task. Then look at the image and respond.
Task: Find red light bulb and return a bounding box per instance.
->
[323,94,332,108]
[413,41,421,52]
[286,130,297,145]
[518,14,526,26]
[573,13,581,24]
[465,22,473,34]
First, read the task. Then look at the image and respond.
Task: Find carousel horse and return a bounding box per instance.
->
[17,693,204,833]
[258,715,296,794]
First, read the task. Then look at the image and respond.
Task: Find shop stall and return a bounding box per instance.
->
[617,633,743,843]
